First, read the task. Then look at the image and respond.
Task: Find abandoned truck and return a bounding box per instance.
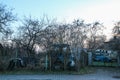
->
[47,44,76,70]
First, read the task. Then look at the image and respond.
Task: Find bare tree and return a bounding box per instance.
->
[110,21,120,66]
[66,19,88,71]
[18,16,44,57]
[0,4,15,35]
[0,3,15,47]
[113,21,120,35]
[40,24,57,50]
[70,19,87,48]
[56,24,69,44]
[0,4,15,70]
[86,22,106,50]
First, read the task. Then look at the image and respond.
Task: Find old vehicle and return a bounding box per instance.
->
[94,55,111,62]
[48,44,75,70]
[7,58,24,70]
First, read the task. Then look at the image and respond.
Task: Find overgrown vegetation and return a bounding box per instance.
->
[0,3,120,72]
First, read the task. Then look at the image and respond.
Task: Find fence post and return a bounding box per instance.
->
[45,54,48,70]
[88,52,92,66]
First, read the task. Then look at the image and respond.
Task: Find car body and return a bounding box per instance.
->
[50,44,76,70]
[94,55,111,62]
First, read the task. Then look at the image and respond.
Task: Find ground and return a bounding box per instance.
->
[0,67,120,80]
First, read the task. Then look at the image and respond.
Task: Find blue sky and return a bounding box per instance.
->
[1,0,120,39]
[1,0,113,22]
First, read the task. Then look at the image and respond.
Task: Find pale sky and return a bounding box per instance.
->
[1,0,120,39]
